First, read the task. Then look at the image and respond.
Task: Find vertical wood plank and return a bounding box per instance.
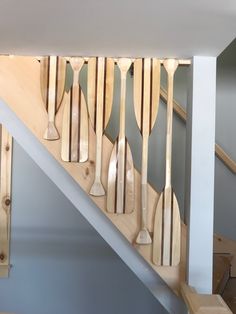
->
[0,125,12,277]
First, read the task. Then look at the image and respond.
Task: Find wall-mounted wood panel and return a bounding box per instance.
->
[0,125,12,277]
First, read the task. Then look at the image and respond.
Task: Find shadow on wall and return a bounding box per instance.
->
[11,226,117,260]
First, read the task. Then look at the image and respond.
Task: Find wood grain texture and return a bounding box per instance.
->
[134,58,160,134]
[0,125,12,277]
[87,57,114,196]
[0,55,188,294]
[215,144,236,174]
[181,283,232,314]
[133,58,161,244]
[153,188,181,266]
[107,58,134,214]
[2,55,236,300]
[61,57,88,163]
[40,56,66,140]
[153,59,181,266]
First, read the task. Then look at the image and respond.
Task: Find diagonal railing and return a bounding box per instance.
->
[160,87,236,174]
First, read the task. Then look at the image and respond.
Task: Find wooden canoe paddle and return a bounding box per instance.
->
[87,57,114,196]
[134,58,161,244]
[40,56,66,140]
[61,57,89,163]
[153,59,181,266]
[107,58,134,214]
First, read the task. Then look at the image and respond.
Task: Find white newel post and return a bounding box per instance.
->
[185,56,216,294]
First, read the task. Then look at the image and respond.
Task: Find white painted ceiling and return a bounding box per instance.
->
[0,0,235,58]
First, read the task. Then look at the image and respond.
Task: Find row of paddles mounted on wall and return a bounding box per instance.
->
[40,56,181,266]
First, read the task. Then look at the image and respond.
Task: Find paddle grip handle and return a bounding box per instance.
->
[141,134,149,229]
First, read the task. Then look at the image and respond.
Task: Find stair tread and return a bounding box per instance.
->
[213,254,233,294]
[222,278,236,313]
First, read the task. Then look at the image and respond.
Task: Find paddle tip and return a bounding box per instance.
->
[89,181,105,196]
[136,228,152,245]
[44,122,60,140]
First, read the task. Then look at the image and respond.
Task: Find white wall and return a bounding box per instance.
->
[214,39,236,239]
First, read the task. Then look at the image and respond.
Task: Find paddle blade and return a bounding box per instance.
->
[90,180,105,196]
[136,228,152,245]
[107,141,117,212]
[107,138,134,214]
[61,93,70,161]
[153,188,181,266]
[40,56,66,112]
[133,58,161,135]
[87,57,114,132]
[43,121,59,140]
[61,89,89,163]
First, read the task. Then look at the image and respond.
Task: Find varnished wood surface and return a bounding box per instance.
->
[61,57,89,163]
[133,58,161,244]
[0,125,12,277]
[107,58,134,214]
[40,56,66,140]
[0,55,188,294]
[153,59,181,266]
[181,283,232,314]
[87,57,114,196]
[153,188,181,266]
[134,58,160,135]
[1,55,236,301]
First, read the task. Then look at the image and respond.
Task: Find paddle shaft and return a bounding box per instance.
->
[163,59,179,264]
[140,59,152,231]
[47,56,57,126]
[165,72,174,188]
[153,60,181,266]
[116,59,131,213]
[141,133,149,229]
[94,58,105,186]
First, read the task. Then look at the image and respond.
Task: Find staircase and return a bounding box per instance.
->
[0,56,233,313]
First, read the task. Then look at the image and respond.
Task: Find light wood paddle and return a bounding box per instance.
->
[107,58,134,214]
[40,56,66,140]
[134,58,161,244]
[87,57,114,196]
[153,59,181,266]
[61,57,89,163]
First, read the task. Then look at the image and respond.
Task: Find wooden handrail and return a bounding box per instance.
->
[160,87,236,174]
[181,283,232,313]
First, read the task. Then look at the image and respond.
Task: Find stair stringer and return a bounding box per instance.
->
[0,56,187,313]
